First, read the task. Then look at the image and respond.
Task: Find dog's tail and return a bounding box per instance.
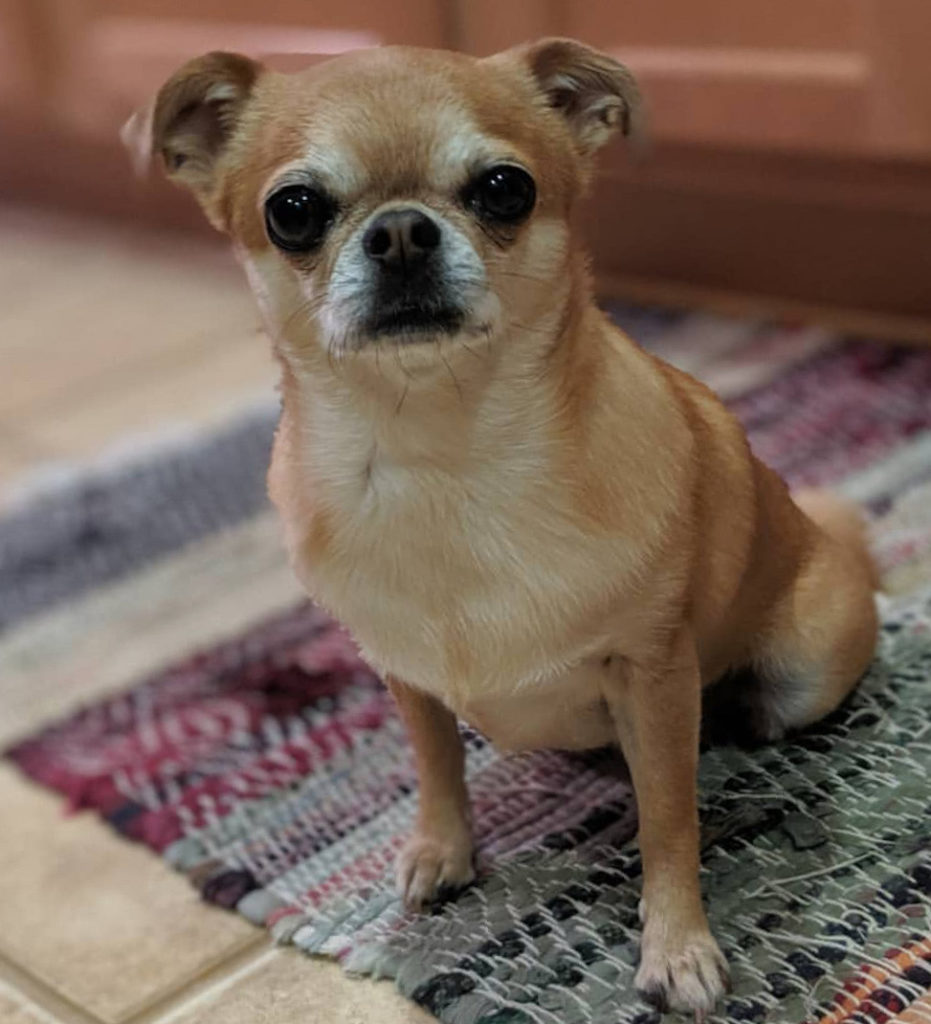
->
[793,488,881,590]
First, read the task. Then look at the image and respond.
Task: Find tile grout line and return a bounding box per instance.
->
[0,948,105,1024]
[117,936,273,1024]
[0,928,271,1024]
[0,977,73,1024]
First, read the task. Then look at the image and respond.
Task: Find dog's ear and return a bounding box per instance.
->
[122,51,262,215]
[509,38,643,155]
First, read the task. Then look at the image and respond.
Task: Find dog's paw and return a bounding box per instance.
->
[396,829,475,911]
[635,926,730,1020]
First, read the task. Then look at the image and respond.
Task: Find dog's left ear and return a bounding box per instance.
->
[506,37,643,155]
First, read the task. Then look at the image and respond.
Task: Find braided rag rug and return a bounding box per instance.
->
[3,307,931,1024]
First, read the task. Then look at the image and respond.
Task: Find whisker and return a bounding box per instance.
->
[494,269,552,285]
[393,340,413,382]
[506,316,557,337]
[395,380,410,415]
[436,339,463,401]
[475,220,509,250]
[458,336,484,361]
[276,294,326,339]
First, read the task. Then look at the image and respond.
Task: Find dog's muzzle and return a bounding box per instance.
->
[361,207,464,337]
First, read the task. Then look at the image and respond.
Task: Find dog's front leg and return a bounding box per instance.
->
[602,630,729,1019]
[387,676,475,910]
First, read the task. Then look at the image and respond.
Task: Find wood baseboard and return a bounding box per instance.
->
[597,272,931,347]
[581,142,931,320]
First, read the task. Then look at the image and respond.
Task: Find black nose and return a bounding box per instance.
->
[363,208,441,273]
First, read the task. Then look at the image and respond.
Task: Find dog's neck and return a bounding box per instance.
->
[272,286,598,468]
[271,263,600,470]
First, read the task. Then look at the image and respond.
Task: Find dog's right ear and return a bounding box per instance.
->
[122,51,262,216]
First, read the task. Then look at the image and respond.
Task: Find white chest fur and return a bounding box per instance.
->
[286,429,626,702]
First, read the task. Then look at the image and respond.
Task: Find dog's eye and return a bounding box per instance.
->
[264,186,333,252]
[466,165,536,223]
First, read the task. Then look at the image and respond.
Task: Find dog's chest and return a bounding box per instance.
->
[284,445,626,706]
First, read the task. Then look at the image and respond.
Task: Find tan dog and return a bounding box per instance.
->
[127,39,879,1017]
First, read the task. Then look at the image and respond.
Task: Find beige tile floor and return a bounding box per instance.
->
[0,205,432,1024]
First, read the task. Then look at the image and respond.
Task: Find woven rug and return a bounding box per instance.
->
[3,307,931,1024]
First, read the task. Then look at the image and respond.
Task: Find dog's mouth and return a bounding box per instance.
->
[365,304,464,339]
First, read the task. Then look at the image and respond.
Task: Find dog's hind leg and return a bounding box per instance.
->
[745,490,879,742]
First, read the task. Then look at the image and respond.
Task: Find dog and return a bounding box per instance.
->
[125,39,879,1017]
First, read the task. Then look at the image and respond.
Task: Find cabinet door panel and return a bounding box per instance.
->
[1,0,450,136]
[91,0,447,47]
[459,0,931,159]
[567,0,864,52]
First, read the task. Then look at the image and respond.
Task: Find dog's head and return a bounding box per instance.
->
[128,42,640,364]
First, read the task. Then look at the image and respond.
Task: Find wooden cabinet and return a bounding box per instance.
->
[458,0,931,159]
[457,0,931,319]
[2,0,930,318]
[1,0,448,133]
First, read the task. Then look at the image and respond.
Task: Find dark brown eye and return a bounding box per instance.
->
[264,185,334,252]
[465,165,536,223]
